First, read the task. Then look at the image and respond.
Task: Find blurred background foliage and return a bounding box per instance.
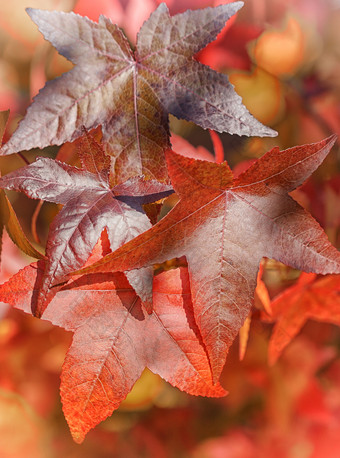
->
[0,0,340,456]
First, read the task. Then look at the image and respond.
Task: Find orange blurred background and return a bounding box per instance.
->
[0,1,340,456]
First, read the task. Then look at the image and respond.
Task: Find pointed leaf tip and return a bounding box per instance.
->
[25,7,37,21]
[75,136,340,380]
[157,2,169,11]
[225,1,244,13]
[7,3,278,174]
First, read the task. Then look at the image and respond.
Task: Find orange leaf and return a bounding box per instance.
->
[269,273,340,365]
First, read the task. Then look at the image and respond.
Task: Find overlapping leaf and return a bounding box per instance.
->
[0,3,275,183]
[0,249,226,443]
[268,272,340,365]
[75,135,340,381]
[0,133,172,316]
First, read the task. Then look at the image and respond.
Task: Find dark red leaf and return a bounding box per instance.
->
[74,135,340,380]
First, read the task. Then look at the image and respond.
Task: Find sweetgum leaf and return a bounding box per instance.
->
[268,273,340,365]
[0,156,173,317]
[74,135,340,380]
[76,128,111,182]
[0,261,226,443]
[0,3,276,183]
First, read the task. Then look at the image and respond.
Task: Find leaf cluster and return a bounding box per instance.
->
[0,2,339,443]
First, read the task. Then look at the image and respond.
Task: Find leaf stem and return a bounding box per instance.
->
[31,199,43,244]
[18,152,30,165]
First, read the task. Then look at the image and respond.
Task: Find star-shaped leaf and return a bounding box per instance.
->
[0,255,226,443]
[268,272,340,365]
[74,135,340,381]
[0,3,275,183]
[0,138,173,316]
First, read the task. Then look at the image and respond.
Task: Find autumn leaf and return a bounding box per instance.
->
[74,135,340,381]
[0,3,276,183]
[0,255,226,443]
[268,272,340,365]
[170,133,214,162]
[0,135,173,316]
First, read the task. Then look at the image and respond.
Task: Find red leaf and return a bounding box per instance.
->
[268,273,340,365]
[0,4,275,183]
[74,135,340,380]
[0,262,226,443]
[0,155,173,316]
